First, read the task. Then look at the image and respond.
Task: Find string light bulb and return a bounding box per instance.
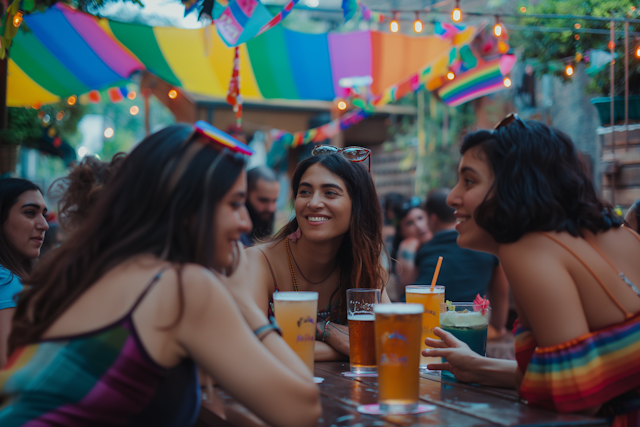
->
[565,64,574,76]
[67,95,77,106]
[447,71,455,80]
[493,16,503,37]
[127,91,136,100]
[452,0,462,22]
[13,11,23,28]
[503,77,512,87]
[520,7,526,13]
[130,106,139,115]
[390,12,399,33]
[635,46,640,58]
[168,89,178,99]
[337,100,347,110]
[413,12,423,33]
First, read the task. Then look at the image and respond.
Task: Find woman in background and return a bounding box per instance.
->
[0,178,48,367]
[389,197,432,300]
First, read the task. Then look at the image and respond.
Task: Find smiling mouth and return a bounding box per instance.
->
[307,216,330,223]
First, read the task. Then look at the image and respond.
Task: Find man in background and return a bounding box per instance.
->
[414,188,509,338]
[241,166,280,247]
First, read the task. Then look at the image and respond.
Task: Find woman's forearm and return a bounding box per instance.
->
[314,341,348,361]
[316,321,350,356]
[474,358,518,389]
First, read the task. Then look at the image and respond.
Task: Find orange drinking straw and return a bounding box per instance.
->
[430,256,444,291]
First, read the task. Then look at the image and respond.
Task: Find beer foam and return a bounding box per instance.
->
[405,286,445,294]
[439,310,488,328]
[347,314,375,321]
[272,291,318,301]
[373,303,423,314]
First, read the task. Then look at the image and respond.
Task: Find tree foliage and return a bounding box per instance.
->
[511,0,640,95]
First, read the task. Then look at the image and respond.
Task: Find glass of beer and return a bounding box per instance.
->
[374,303,423,414]
[405,285,445,371]
[272,292,318,373]
[347,288,381,374]
[439,302,490,379]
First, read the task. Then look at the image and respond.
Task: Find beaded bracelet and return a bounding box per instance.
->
[322,320,331,342]
[254,317,282,341]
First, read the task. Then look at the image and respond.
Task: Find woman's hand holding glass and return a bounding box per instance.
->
[422,327,487,384]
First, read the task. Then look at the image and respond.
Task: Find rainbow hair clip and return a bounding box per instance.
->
[194,120,254,156]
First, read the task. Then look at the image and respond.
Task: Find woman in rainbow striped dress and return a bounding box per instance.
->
[423,115,640,426]
[0,123,321,427]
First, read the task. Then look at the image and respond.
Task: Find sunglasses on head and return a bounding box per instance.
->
[193,120,254,156]
[493,113,527,131]
[311,145,372,172]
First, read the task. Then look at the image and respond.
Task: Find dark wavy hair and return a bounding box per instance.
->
[0,178,43,281]
[461,120,622,243]
[10,124,246,352]
[273,154,387,323]
[49,153,126,234]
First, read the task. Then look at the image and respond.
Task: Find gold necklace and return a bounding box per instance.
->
[285,238,299,291]
[285,238,341,292]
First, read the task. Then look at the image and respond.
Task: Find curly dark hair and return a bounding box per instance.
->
[49,153,126,233]
[461,120,622,243]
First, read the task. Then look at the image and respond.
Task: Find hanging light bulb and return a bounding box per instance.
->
[565,64,574,76]
[503,77,512,87]
[413,12,423,33]
[635,46,640,58]
[13,11,23,28]
[337,100,347,110]
[168,89,178,99]
[493,16,503,37]
[390,12,399,33]
[452,0,462,23]
[447,71,455,80]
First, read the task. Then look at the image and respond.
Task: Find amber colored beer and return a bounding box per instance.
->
[405,285,445,370]
[374,303,423,413]
[347,288,381,374]
[273,292,318,373]
[348,314,376,372]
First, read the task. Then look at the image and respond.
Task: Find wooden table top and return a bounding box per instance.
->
[197,362,608,427]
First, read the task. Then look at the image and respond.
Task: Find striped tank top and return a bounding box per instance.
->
[514,228,640,424]
[0,269,200,427]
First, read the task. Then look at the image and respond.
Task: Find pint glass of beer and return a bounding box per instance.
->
[347,288,381,374]
[374,303,423,414]
[405,285,445,371]
[272,292,318,373]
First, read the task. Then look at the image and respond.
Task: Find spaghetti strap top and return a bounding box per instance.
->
[540,226,640,319]
[0,266,200,427]
[513,228,640,418]
[260,247,341,323]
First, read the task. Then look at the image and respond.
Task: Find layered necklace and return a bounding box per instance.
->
[285,238,338,290]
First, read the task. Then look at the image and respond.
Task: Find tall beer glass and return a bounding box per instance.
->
[347,288,381,374]
[374,303,423,414]
[405,285,445,371]
[273,292,318,373]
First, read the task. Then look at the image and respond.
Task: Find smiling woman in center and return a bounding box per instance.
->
[247,152,390,361]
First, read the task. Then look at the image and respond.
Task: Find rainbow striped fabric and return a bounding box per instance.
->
[0,317,200,426]
[514,314,640,422]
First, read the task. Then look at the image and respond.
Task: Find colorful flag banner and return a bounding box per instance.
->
[213,0,300,47]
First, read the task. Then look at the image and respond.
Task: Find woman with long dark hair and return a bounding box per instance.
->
[0,124,320,427]
[423,116,640,423]
[0,178,48,366]
[247,148,390,360]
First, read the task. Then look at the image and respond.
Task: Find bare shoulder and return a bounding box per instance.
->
[247,241,282,270]
[165,264,232,314]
